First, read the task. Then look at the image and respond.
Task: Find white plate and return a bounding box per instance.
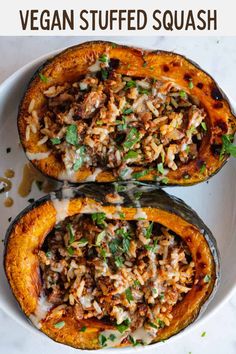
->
[0,44,236,352]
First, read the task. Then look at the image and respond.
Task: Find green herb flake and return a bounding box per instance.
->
[80,326,87,332]
[123,107,133,115]
[203,274,211,283]
[201,331,206,337]
[157,162,165,175]
[116,319,130,333]
[124,150,138,160]
[92,212,106,227]
[67,223,75,244]
[134,280,141,287]
[220,134,236,160]
[123,128,140,149]
[201,122,207,131]
[134,191,142,200]
[179,90,187,99]
[54,321,65,329]
[50,137,61,145]
[73,146,85,171]
[157,318,165,328]
[35,180,43,191]
[39,73,48,83]
[143,62,147,67]
[96,230,106,246]
[145,239,158,253]
[108,333,116,341]
[119,212,126,219]
[138,87,150,95]
[67,247,74,256]
[46,251,51,258]
[132,169,151,179]
[101,68,108,80]
[115,256,124,268]
[125,287,133,303]
[149,66,155,71]
[99,334,107,347]
[109,239,120,254]
[99,54,108,63]
[77,238,88,247]
[148,322,158,329]
[145,222,153,239]
[66,125,78,146]
[129,335,140,347]
[115,184,126,193]
[200,163,206,174]
[159,293,165,301]
[188,80,194,89]
[161,177,169,185]
[100,248,107,259]
[126,80,137,88]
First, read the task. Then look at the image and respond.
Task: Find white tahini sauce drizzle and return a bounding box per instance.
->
[26,150,51,161]
[88,59,101,72]
[134,208,147,220]
[58,169,77,182]
[131,327,154,345]
[29,294,52,329]
[51,189,75,223]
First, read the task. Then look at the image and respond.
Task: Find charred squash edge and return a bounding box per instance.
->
[4,184,220,349]
[17,40,236,185]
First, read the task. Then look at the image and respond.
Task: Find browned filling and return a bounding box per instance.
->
[26,54,207,180]
[39,213,195,346]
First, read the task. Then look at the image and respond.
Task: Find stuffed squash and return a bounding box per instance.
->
[4,183,220,349]
[18,41,236,184]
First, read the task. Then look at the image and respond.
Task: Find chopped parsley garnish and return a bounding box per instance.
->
[157,162,165,175]
[99,54,108,63]
[138,87,150,95]
[100,248,107,259]
[50,137,61,145]
[119,212,126,219]
[123,150,138,160]
[142,62,147,67]
[157,318,165,328]
[129,335,141,347]
[122,237,130,253]
[99,334,107,346]
[203,274,211,283]
[39,73,48,83]
[134,191,142,200]
[67,246,74,256]
[148,322,158,329]
[35,180,43,191]
[145,222,153,239]
[179,90,187,99]
[66,124,78,146]
[134,280,141,287]
[132,169,151,179]
[80,326,87,332]
[200,163,206,174]
[220,134,236,160]
[109,333,116,342]
[159,293,165,301]
[123,128,140,149]
[123,107,133,115]
[161,177,169,185]
[73,146,85,171]
[46,251,51,258]
[116,319,130,333]
[201,122,207,131]
[125,287,133,303]
[92,212,106,227]
[145,239,158,253]
[115,184,126,193]
[115,256,124,268]
[96,230,106,246]
[101,68,108,80]
[201,331,206,337]
[54,321,65,329]
[109,238,121,254]
[126,80,137,88]
[188,80,194,89]
[66,223,75,244]
[77,238,88,246]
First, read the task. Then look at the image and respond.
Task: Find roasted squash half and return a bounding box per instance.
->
[18,41,236,185]
[4,183,220,349]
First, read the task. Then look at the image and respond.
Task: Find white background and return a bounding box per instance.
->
[0,36,236,354]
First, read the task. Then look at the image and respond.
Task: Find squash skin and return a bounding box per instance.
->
[17,41,236,185]
[4,183,220,349]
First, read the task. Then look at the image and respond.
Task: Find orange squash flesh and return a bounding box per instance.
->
[4,187,219,349]
[18,41,236,185]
